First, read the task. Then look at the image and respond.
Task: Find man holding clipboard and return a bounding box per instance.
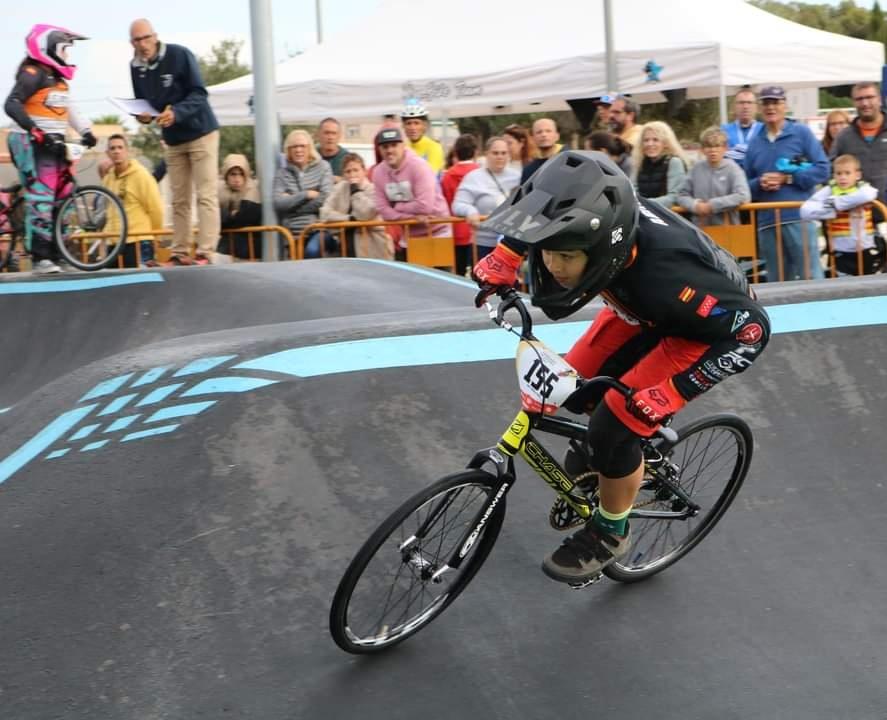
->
[128,18,220,265]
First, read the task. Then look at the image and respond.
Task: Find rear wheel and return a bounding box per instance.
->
[54,185,127,271]
[603,414,752,583]
[330,470,505,654]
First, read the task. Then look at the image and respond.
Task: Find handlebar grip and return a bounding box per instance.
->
[495,289,534,339]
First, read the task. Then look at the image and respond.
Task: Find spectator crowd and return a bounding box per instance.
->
[3,19,884,281]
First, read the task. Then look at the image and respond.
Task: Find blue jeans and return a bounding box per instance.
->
[303,231,340,259]
[757,221,824,281]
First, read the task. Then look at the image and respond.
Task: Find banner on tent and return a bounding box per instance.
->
[402,80,484,103]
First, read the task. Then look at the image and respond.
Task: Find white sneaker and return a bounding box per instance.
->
[33,259,62,275]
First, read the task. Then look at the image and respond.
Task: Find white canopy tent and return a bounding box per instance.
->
[209,0,884,125]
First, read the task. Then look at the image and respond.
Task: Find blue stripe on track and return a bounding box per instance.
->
[235,295,887,378]
[0,404,98,484]
[0,272,164,294]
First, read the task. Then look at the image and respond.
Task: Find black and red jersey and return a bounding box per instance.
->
[505,196,770,402]
[596,198,770,400]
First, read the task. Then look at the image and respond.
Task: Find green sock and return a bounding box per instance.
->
[592,506,630,536]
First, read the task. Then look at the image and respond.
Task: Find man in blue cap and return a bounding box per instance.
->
[744,85,830,281]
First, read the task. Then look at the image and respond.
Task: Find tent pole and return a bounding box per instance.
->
[719,85,728,126]
[604,0,616,92]
[441,109,449,158]
[250,0,281,261]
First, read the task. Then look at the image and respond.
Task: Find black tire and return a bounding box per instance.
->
[330,470,505,654]
[603,414,753,583]
[54,185,127,271]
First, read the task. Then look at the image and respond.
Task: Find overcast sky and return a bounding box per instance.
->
[0,0,382,124]
[0,0,875,127]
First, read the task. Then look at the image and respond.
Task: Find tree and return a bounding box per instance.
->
[749,0,882,102]
[131,124,164,166]
[198,39,250,87]
[197,39,256,166]
[92,114,124,125]
[870,0,887,60]
[457,111,582,148]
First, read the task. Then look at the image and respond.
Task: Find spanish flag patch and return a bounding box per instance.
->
[679,286,696,303]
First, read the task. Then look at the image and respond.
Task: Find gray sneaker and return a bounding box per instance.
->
[542,522,631,584]
[33,259,62,275]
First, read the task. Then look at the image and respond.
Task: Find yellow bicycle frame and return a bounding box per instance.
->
[497,410,593,520]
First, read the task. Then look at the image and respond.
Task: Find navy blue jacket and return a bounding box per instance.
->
[131,43,218,146]
[744,119,829,228]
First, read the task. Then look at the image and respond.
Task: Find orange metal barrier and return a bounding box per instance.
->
[65,226,296,268]
[12,201,887,282]
[674,200,887,282]
[297,217,470,271]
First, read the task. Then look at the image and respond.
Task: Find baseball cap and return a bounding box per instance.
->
[759,85,786,101]
[598,94,617,106]
[376,127,404,145]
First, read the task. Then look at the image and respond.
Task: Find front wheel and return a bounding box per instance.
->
[603,413,753,583]
[330,470,506,654]
[54,185,127,271]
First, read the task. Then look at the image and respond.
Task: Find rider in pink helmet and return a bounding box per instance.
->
[4,24,95,274]
[25,24,88,81]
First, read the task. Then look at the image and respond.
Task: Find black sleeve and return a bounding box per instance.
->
[236,200,263,226]
[221,200,263,229]
[170,46,210,123]
[671,303,770,401]
[152,159,167,183]
[640,249,771,401]
[4,64,46,131]
[500,235,527,256]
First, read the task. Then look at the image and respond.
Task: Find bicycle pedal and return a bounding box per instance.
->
[568,573,603,590]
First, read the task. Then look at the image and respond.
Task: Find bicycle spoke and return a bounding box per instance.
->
[54,187,127,270]
[337,478,500,650]
[609,417,750,581]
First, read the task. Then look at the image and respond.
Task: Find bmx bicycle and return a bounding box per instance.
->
[0,139,126,272]
[330,289,753,654]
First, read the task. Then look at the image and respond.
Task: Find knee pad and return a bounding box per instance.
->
[586,402,642,478]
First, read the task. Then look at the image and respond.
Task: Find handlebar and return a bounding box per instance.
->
[484,288,535,340]
[484,288,679,444]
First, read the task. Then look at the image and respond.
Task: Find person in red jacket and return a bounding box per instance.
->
[440,134,480,275]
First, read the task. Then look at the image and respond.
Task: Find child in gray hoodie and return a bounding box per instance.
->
[677,127,750,226]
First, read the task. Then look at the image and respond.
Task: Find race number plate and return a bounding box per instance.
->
[515,340,578,414]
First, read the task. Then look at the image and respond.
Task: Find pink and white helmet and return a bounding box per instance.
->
[25,24,88,81]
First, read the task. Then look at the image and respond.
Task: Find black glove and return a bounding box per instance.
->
[349,183,361,195]
[43,133,67,160]
[81,130,97,149]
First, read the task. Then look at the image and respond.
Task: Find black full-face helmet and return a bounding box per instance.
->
[480,151,638,320]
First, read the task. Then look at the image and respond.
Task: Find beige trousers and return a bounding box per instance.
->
[165,130,220,257]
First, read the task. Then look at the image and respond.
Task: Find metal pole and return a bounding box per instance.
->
[718,44,728,126]
[719,85,728,126]
[316,0,323,44]
[250,0,281,261]
[604,0,617,93]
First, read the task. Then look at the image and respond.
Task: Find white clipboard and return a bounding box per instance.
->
[109,97,162,117]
